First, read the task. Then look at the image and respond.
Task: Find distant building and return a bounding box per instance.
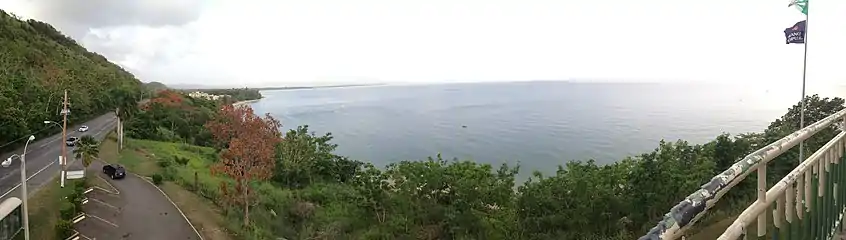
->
[187,91,224,100]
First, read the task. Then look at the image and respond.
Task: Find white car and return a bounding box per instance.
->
[78,125,89,132]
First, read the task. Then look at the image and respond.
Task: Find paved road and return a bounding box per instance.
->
[78,161,199,240]
[0,113,118,200]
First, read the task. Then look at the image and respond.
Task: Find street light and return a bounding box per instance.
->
[43,120,60,128]
[1,135,35,240]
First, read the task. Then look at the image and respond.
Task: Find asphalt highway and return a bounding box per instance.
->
[0,113,118,200]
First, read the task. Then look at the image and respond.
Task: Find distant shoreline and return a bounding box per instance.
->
[233,98,261,107]
[257,83,385,91]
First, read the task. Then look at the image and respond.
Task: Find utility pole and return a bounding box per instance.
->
[60,90,69,188]
[116,107,122,151]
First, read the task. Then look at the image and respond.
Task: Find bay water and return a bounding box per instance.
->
[250,81,835,179]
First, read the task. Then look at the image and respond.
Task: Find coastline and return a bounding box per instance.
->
[232,98,261,107]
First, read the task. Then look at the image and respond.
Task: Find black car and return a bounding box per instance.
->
[102,164,126,179]
[66,137,79,146]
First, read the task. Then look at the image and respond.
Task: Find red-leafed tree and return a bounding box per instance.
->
[205,104,282,226]
[142,90,186,110]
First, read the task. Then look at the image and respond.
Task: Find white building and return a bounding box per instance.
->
[187,91,223,100]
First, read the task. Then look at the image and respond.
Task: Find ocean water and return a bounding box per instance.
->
[250,81,820,178]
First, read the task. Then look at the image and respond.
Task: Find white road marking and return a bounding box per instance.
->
[88,197,121,211]
[0,116,118,199]
[77,233,93,240]
[0,161,56,199]
[94,175,120,194]
[73,214,86,223]
[85,213,119,228]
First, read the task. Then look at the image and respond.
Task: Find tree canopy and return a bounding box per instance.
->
[129,86,845,239]
[0,9,143,152]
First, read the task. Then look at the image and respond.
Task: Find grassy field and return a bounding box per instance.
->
[99,133,234,240]
[25,176,75,240]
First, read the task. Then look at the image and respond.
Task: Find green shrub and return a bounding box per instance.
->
[157,159,172,168]
[55,219,74,239]
[174,156,190,165]
[72,179,87,192]
[161,167,177,181]
[58,201,76,220]
[151,174,163,185]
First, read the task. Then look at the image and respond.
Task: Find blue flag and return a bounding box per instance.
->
[784,20,806,44]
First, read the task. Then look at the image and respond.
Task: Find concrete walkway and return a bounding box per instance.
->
[76,161,200,239]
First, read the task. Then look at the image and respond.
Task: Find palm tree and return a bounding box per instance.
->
[73,135,100,168]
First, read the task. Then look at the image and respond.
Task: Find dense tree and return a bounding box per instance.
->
[274,125,364,188]
[0,9,143,152]
[203,88,263,103]
[115,81,845,240]
[114,90,845,240]
[206,104,283,226]
[765,94,845,182]
[125,90,218,146]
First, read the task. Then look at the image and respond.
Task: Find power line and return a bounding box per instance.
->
[0,125,59,150]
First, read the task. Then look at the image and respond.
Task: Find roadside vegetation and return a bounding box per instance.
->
[2,6,842,239]
[119,88,845,239]
[0,9,143,152]
[25,177,77,240]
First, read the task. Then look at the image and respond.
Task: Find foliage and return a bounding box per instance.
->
[56,179,87,239]
[765,94,845,182]
[274,125,365,189]
[152,174,164,185]
[72,135,100,167]
[189,88,263,103]
[144,81,169,93]
[126,89,219,146]
[206,104,283,226]
[0,9,143,152]
[124,92,844,239]
[55,220,73,239]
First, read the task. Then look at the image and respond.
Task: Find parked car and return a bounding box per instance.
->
[66,137,79,146]
[78,125,89,132]
[102,164,126,179]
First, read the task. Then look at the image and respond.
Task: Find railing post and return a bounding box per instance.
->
[804,169,813,238]
[825,151,838,237]
[786,182,795,239]
[776,190,785,238]
[823,152,830,238]
[840,142,844,238]
[811,158,823,239]
[758,164,767,238]
[838,137,845,237]
[795,174,804,240]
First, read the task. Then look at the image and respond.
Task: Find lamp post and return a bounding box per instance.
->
[2,135,35,240]
[43,120,61,128]
[44,120,66,188]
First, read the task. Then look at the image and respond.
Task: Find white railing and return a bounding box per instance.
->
[719,128,846,239]
[640,108,846,240]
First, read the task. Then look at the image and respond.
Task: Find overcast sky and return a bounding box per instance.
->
[1,0,845,89]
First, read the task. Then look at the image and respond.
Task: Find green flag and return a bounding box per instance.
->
[789,0,808,15]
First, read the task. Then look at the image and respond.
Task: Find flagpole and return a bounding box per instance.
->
[798,5,808,162]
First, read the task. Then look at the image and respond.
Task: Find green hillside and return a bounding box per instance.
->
[144,81,169,93]
[0,9,143,150]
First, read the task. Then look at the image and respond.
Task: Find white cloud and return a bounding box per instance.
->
[1,0,844,90]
